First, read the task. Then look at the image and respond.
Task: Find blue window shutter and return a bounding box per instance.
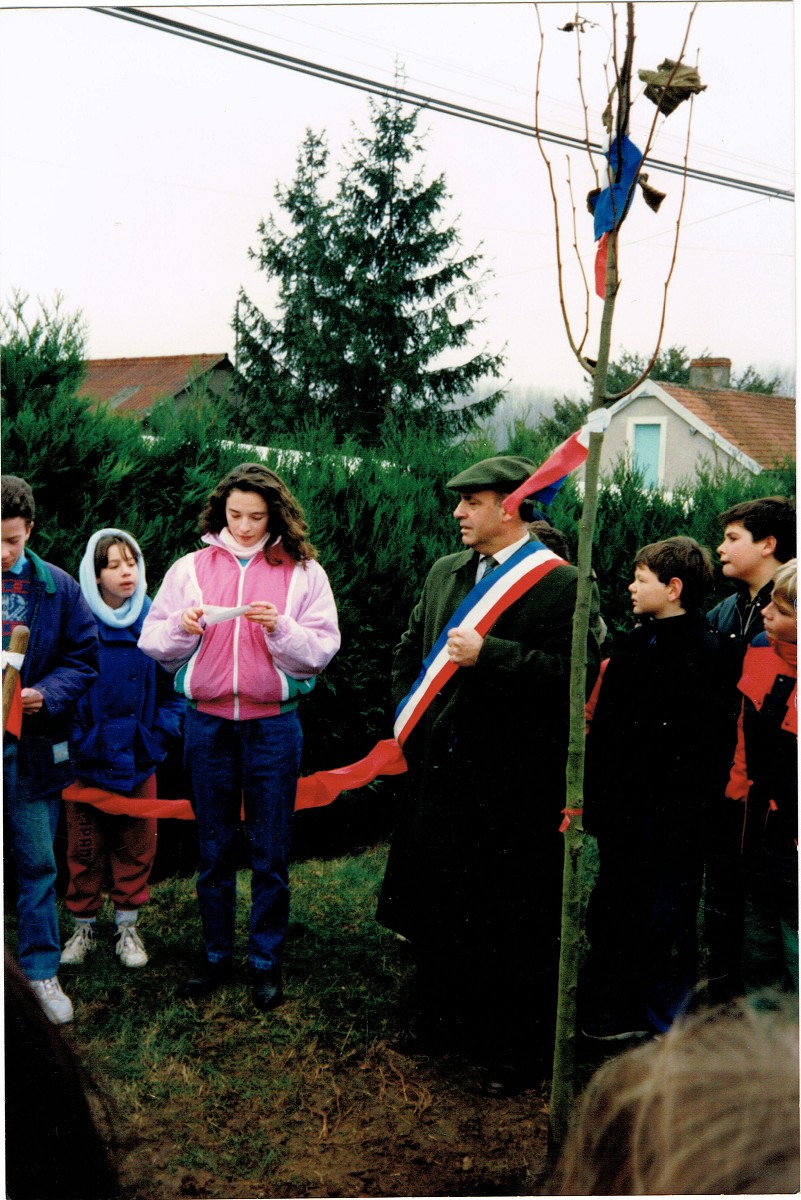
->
[633,424,661,486]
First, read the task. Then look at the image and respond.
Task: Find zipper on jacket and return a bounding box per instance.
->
[232,559,249,721]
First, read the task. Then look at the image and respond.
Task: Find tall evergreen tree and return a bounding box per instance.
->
[332,94,504,443]
[234,98,504,447]
[234,130,346,441]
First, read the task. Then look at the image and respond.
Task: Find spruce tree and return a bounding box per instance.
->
[234,130,346,442]
[234,98,504,447]
[332,94,504,443]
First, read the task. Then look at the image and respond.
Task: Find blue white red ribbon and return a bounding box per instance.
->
[588,135,643,298]
[394,540,565,746]
[502,408,611,511]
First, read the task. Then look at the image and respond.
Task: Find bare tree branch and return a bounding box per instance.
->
[566,158,592,355]
[534,4,595,373]
[574,6,601,183]
[605,5,701,400]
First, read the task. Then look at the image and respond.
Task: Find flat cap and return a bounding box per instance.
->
[446,455,536,492]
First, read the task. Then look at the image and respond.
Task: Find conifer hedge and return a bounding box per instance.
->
[3,392,794,784]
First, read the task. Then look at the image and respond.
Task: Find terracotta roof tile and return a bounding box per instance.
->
[78,354,232,414]
[658,382,795,469]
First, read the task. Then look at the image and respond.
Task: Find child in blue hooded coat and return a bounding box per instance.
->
[61,530,184,970]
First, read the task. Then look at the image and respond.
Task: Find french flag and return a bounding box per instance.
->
[502,408,611,512]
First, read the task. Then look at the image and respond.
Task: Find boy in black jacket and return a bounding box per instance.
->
[581,537,738,1039]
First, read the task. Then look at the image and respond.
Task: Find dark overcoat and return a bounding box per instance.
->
[377,543,600,975]
[584,611,739,846]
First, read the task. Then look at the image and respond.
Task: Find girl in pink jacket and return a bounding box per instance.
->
[139,463,340,1011]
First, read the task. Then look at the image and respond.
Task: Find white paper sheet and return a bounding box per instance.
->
[201,604,253,626]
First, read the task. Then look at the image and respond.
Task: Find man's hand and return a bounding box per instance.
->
[21,687,44,714]
[446,627,484,667]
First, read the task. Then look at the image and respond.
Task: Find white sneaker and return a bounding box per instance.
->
[60,923,95,966]
[115,924,148,968]
[30,976,74,1024]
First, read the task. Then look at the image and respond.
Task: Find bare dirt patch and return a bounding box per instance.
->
[119,1043,552,1199]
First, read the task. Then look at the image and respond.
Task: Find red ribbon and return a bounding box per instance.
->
[62,737,408,819]
[594,233,609,299]
[559,806,584,833]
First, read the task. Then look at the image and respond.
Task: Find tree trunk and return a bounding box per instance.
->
[548,218,621,1151]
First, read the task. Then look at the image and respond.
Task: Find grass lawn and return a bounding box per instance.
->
[7,844,554,1199]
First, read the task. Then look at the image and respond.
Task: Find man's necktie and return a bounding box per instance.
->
[481,555,498,579]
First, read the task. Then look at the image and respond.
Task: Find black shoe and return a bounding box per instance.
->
[480,1063,536,1099]
[251,968,284,1012]
[178,959,233,1000]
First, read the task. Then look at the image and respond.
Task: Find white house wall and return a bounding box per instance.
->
[599,394,739,487]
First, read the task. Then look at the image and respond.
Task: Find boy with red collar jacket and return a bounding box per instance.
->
[726,559,797,996]
[705,496,796,1003]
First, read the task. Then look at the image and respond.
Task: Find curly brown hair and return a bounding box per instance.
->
[198,463,317,565]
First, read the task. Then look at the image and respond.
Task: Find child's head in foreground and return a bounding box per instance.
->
[554,995,800,1195]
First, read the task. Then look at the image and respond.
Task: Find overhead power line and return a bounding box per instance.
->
[91,5,793,203]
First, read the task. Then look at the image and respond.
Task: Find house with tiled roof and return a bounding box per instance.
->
[78,353,235,417]
[598,357,795,487]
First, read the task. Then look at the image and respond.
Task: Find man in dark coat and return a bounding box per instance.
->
[377,456,600,1096]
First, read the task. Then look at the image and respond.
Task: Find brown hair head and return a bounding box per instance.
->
[1,475,35,525]
[93,533,140,578]
[634,535,713,611]
[198,462,317,564]
[719,496,796,563]
[529,520,571,562]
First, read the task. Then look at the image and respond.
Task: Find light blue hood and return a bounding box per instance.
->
[79,528,147,628]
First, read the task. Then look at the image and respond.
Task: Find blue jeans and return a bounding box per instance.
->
[3,740,62,981]
[184,708,303,973]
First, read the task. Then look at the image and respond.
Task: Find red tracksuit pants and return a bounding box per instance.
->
[65,775,158,916]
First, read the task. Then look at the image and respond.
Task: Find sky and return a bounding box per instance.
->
[0,1,795,402]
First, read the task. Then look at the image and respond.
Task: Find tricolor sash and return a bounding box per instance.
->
[394,539,565,746]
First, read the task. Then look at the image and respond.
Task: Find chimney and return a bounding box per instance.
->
[689,357,731,389]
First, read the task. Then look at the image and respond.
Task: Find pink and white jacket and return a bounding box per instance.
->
[138,533,340,721]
